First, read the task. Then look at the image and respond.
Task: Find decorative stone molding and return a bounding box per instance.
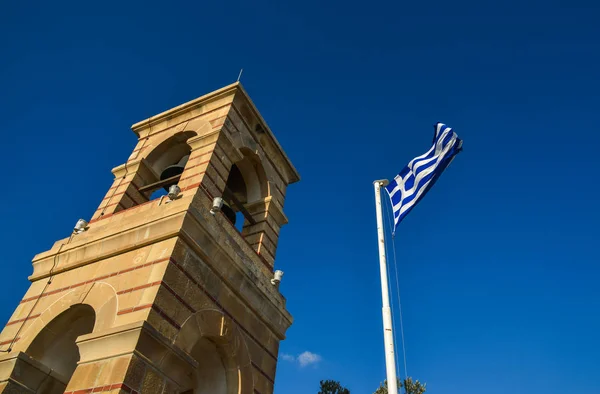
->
[11,282,118,355]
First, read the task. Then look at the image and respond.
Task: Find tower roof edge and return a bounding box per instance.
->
[131,82,300,184]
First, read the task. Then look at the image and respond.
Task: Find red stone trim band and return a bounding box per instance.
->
[19,257,170,305]
[64,382,136,394]
[5,314,41,326]
[116,281,161,295]
[0,337,19,346]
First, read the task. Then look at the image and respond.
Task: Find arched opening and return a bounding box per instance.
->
[225,164,248,205]
[174,310,253,394]
[181,337,228,394]
[222,150,268,230]
[222,163,247,227]
[26,304,95,383]
[237,148,268,202]
[137,131,196,200]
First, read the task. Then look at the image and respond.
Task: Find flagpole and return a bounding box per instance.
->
[373,179,399,394]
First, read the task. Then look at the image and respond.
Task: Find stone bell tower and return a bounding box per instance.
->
[0,83,299,394]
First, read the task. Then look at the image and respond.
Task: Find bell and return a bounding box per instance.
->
[160,155,189,191]
[221,200,237,225]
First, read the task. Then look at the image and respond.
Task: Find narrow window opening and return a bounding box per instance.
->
[234,211,245,232]
[223,164,256,230]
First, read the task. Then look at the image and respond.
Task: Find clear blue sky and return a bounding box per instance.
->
[1,1,599,393]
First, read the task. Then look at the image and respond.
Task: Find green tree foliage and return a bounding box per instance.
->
[402,377,426,394]
[319,379,350,394]
[374,377,426,394]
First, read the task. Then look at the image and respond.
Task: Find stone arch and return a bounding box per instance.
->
[173,309,253,394]
[95,125,208,219]
[12,282,117,387]
[225,149,269,206]
[236,148,269,202]
[222,147,271,229]
[26,304,95,384]
[144,130,198,180]
[17,282,118,353]
[143,118,211,174]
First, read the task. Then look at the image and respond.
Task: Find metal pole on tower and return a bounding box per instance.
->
[373,179,399,394]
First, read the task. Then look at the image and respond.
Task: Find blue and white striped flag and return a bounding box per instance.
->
[385,123,462,231]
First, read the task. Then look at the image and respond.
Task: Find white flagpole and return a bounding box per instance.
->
[373,179,399,394]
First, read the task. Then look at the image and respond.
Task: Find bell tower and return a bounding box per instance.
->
[0,83,299,394]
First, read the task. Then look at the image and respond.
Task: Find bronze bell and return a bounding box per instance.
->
[160,155,189,191]
[221,200,237,224]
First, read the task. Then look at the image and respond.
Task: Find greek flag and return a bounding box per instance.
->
[385,123,462,230]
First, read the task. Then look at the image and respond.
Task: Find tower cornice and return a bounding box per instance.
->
[131,82,300,185]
